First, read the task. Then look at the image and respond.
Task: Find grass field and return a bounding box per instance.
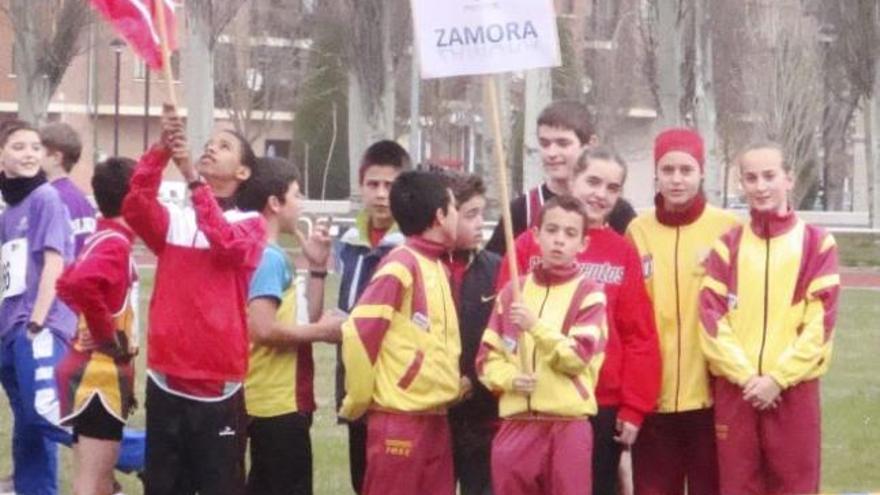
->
[1,271,878,494]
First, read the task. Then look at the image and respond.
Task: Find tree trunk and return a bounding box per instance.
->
[866,97,877,227]
[522,69,553,193]
[653,0,685,128]
[183,1,216,158]
[346,0,396,200]
[692,0,720,202]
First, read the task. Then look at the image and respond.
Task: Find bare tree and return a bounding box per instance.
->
[748,5,824,208]
[182,0,247,156]
[2,0,92,124]
[341,0,409,196]
[214,1,307,142]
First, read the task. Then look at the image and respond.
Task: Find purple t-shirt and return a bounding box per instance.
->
[0,183,76,339]
[52,177,96,256]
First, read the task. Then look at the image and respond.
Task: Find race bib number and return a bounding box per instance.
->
[1,238,28,300]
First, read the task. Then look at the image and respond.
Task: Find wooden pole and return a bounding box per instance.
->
[483,74,529,376]
[483,75,521,298]
[154,0,178,108]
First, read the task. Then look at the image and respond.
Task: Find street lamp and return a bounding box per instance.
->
[110,38,126,155]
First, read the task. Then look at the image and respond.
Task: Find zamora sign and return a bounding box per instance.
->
[434,21,539,48]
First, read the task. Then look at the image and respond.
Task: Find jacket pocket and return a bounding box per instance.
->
[397,350,425,390]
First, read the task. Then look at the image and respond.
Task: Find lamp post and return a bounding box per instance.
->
[111,38,126,155]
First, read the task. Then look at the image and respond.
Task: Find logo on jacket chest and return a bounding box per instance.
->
[727,293,738,310]
[528,256,625,285]
[641,255,653,279]
[412,312,430,331]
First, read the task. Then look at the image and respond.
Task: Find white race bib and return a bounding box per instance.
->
[1,238,28,300]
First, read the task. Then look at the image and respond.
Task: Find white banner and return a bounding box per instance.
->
[411,0,561,79]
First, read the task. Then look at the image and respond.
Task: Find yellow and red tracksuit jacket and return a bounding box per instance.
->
[699,209,839,388]
[626,194,740,412]
[477,263,607,418]
[339,236,461,421]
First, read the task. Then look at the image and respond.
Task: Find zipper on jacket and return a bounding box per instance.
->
[673,227,682,412]
[757,233,771,374]
[527,284,552,413]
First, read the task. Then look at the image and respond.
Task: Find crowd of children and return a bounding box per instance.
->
[0,100,839,495]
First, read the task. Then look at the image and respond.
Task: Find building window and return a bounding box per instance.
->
[264,139,291,159]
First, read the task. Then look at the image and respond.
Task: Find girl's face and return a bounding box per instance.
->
[739,147,793,214]
[655,151,703,209]
[571,158,625,227]
[1,129,45,178]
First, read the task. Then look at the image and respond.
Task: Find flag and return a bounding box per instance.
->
[88,0,178,71]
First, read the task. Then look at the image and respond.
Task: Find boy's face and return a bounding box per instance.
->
[536,206,587,268]
[571,158,624,227]
[538,125,586,185]
[739,148,792,214]
[1,129,45,178]
[453,194,486,251]
[655,151,703,209]
[275,180,304,235]
[197,130,251,184]
[360,165,400,228]
[436,189,459,248]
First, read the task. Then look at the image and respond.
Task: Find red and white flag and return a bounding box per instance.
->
[88,0,178,71]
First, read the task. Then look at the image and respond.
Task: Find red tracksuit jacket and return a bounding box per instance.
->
[122,145,266,383]
[496,227,661,426]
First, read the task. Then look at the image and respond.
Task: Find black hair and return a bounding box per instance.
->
[40,122,83,172]
[92,157,136,218]
[359,140,411,183]
[445,171,486,207]
[537,100,595,145]
[538,195,590,234]
[0,119,38,148]
[219,129,259,173]
[236,156,300,212]
[390,170,452,236]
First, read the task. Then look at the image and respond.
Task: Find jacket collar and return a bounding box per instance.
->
[406,236,448,260]
[344,210,400,248]
[97,218,136,242]
[532,261,582,286]
[654,191,706,227]
[749,208,797,239]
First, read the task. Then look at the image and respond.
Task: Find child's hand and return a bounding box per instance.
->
[160,104,196,181]
[297,218,332,270]
[614,419,640,447]
[160,104,182,150]
[458,376,474,400]
[316,309,346,343]
[511,373,537,394]
[509,303,537,333]
[77,330,98,351]
[743,375,782,410]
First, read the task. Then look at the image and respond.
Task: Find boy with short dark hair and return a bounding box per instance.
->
[334,140,410,493]
[485,100,593,255]
[443,172,500,495]
[478,195,607,495]
[41,122,96,256]
[237,156,346,495]
[55,156,139,495]
[339,170,461,495]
